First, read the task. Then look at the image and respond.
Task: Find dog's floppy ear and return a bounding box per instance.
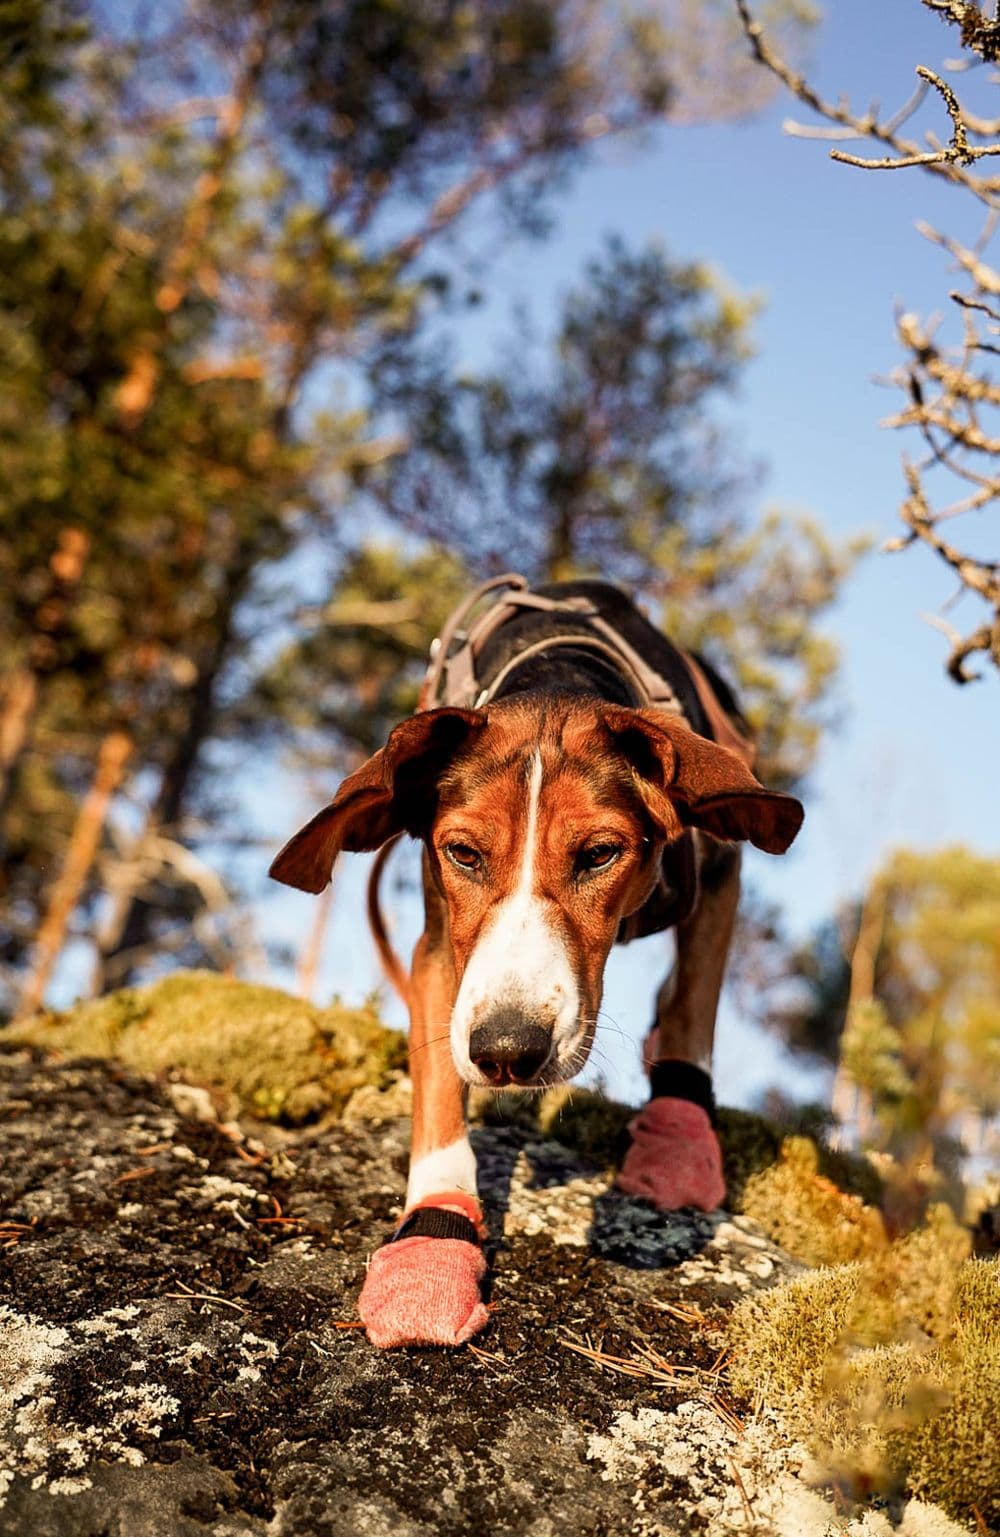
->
[603,705,803,855]
[269,707,486,893]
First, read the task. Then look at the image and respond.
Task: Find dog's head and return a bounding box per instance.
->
[270,696,803,1088]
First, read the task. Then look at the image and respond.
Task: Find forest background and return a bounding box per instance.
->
[1,0,998,1180]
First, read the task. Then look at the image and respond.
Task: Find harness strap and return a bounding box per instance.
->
[421,573,684,715]
[680,651,755,768]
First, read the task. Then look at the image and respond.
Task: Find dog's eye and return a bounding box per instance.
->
[445,842,483,874]
[577,843,622,876]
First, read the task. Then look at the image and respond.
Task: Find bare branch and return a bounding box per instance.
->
[901,461,1000,603]
[950,288,1000,320]
[918,220,1000,291]
[917,65,971,158]
[735,0,1000,681]
[735,0,1000,206]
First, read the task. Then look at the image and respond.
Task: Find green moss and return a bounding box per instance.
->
[472,1090,883,1234]
[812,1140,884,1209]
[730,1262,866,1403]
[9,970,407,1124]
[536,1086,634,1166]
[740,1135,888,1268]
[903,1259,1000,1527]
[729,1228,999,1528]
[475,1089,807,1189]
[717,1105,882,1212]
[469,1085,634,1166]
[468,1086,548,1136]
[715,1106,783,1209]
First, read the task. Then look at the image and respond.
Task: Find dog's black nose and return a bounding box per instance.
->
[469,1014,551,1086]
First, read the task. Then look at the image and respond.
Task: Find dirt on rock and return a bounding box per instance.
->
[0,1048,971,1537]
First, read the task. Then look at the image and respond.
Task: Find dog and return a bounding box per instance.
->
[270,577,804,1347]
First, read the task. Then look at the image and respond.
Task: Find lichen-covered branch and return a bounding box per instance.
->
[735,0,1000,682]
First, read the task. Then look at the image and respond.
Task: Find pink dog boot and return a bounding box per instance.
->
[358,1194,490,1349]
[616,1090,726,1213]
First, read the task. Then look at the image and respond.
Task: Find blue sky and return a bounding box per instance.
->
[263,0,999,1109]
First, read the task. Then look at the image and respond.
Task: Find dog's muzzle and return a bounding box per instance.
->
[466,1009,553,1087]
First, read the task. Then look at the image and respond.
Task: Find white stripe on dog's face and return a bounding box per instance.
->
[450,751,580,1079]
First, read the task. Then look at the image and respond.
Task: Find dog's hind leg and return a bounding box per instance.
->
[618,839,740,1212]
[358,859,488,1348]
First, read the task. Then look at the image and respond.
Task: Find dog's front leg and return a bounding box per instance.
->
[617,839,739,1213]
[358,870,488,1349]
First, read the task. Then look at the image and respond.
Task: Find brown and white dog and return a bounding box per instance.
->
[270,580,803,1347]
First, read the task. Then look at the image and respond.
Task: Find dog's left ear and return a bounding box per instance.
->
[604,706,803,855]
[269,707,486,893]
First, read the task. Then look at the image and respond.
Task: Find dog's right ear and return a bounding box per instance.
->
[269,707,486,894]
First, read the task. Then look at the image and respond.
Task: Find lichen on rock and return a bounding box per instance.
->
[1,974,991,1535]
[0,1034,903,1537]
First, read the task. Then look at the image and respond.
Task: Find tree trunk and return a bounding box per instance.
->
[17,729,133,1018]
[0,669,39,814]
[830,880,887,1149]
[92,553,255,990]
[545,499,576,581]
[0,526,91,828]
[117,15,271,427]
[296,878,336,1002]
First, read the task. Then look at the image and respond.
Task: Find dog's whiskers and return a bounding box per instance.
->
[405,1028,454,1057]
[594,1009,632,1044]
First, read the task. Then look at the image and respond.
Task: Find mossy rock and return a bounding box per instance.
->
[473,1090,791,1183]
[8,970,407,1124]
[739,1135,888,1268]
[469,1085,633,1163]
[729,1214,999,1530]
[473,1089,880,1220]
[716,1105,782,1208]
[535,1085,634,1164]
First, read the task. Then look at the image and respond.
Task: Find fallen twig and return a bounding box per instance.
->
[707,1392,746,1437]
[727,1454,756,1527]
[466,1343,509,1368]
[257,1195,302,1227]
[164,1280,246,1313]
[647,1298,709,1327]
[560,1333,701,1385]
[0,1219,36,1249]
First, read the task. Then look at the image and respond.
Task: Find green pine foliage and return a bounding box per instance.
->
[0,0,823,1007]
[833,849,1000,1157]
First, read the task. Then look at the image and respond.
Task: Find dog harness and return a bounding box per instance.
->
[420,573,686,715]
[419,572,754,767]
[417,573,755,947]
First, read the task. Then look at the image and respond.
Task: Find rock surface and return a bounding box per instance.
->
[0,1050,970,1537]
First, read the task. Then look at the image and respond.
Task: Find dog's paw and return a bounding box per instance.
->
[358,1230,489,1349]
[615,1097,725,1213]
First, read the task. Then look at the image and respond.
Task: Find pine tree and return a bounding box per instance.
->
[0,0,818,1010]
